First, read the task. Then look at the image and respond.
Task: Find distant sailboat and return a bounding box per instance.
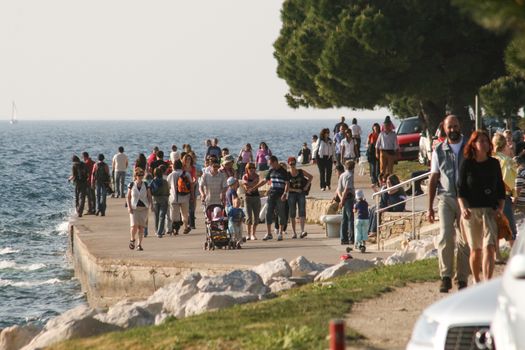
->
[9,101,18,124]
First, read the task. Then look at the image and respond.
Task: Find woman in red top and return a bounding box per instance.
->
[366,123,381,185]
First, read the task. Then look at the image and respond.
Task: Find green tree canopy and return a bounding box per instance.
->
[479,75,525,128]
[274,0,508,133]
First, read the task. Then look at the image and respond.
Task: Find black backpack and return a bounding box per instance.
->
[95,162,110,184]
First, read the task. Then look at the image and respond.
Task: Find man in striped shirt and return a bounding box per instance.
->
[514,155,525,212]
[256,156,289,241]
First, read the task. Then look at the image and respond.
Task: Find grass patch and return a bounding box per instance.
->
[51,259,439,350]
[395,161,428,182]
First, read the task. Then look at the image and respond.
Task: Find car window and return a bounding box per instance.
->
[397,118,421,135]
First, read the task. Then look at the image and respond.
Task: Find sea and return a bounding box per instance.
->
[0,118,382,328]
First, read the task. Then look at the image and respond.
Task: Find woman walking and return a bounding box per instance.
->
[340,129,357,163]
[313,128,335,191]
[366,123,381,185]
[182,154,198,229]
[458,130,505,283]
[255,142,272,171]
[287,157,313,238]
[237,143,253,179]
[241,163,261,240]
[126,167,152,251]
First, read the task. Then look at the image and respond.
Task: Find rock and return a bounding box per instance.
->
[154,312,170,326]
[289,256,325,277]
[197,270,269,296]
[184,292,259,317]
[268,277,298,293]
[288,276,312,285]
[252,258,292,284]
[0,324,41,350]
[314,262,352,282]
[147,272,201,318]
[22,305,121,350]
[372,257,384,266]
[95,300,158,329]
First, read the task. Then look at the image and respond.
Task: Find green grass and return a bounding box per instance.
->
[51,259,439,350]
[394,160,429,182]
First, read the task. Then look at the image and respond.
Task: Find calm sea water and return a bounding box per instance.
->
[0,118,381,328]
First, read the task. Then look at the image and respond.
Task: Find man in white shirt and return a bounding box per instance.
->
[112,146,129,198]
[376,118,399,181]
[350,118,362,157]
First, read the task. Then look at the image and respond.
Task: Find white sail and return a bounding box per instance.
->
[10,101,18,124]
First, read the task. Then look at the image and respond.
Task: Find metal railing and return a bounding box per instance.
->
[372,171,433,250]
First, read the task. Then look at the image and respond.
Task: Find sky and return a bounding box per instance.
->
[0,0,389,120]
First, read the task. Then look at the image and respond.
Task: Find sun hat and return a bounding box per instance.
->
[355,189,364,200]
[227,177,237,186]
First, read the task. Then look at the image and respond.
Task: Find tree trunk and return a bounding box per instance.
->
[419,100,445,135]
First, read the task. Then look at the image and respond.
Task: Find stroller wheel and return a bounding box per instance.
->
[346,246,353,253]
[359,245,366,253]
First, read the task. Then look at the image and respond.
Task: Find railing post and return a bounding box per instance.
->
[329,319,345,350]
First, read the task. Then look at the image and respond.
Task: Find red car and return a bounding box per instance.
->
[396,117,424,161]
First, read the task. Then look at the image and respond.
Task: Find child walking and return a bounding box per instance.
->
[228,197,246,249]
[353,189,369,252]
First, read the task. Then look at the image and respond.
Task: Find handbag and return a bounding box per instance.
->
[496,213,513,241]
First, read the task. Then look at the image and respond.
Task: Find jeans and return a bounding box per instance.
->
[266,191,286,226]
[317,156,333,189]
[369,159,379,185]
[115,171,126,198]
[340,194,355,243]
[86,186,96,213]
[154,199,168,236]
[288,192,306,218]
[274,199,289,231]
[95,183,107,215]
[75,182,87,215]
[504,195,517,240]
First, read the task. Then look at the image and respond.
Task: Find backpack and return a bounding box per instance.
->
[76,162,88,183]
[95,162,110,184]
[176,171,191,195]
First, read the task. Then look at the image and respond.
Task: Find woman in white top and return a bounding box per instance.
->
[350,118,362,157]
[340,129,357,163]
[313,128,335,191]
[126,167,152,251]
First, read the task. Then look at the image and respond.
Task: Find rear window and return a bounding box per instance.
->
[397,118,422,135]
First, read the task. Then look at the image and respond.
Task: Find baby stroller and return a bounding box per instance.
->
[203,204,234,250]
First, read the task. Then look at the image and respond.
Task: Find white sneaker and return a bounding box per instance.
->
[277,234,283,241]
[250,235,256,240]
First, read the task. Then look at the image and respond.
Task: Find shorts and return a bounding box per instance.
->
[461,207,498,250]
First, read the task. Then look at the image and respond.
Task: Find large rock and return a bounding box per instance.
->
[197,270,269,296]
[0,324,41,350]
[22,305,121,350]
[147,272,201,318]
[252,258,292,284]
[314,262,352,282]
[289,256,326,277]
[267,277,298,294]
[184,292,259,317]
[95,300,159,329]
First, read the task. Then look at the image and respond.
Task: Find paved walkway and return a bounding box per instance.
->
[71,163,399,270]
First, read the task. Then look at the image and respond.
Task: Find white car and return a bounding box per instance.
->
[408,231,525,350]
[491,237,525,350]
[407,278,501,350]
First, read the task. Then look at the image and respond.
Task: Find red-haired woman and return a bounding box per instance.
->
[458,130,505,283]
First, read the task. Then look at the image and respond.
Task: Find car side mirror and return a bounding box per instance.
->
[509,255,525,279]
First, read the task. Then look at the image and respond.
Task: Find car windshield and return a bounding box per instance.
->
[397,118,421,135]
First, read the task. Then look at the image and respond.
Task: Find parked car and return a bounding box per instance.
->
[408,231,525,350]
[397,117,424,161]
[418,122,445,166]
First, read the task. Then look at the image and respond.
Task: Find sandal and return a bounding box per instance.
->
[129,240,135,250]
[137,245,143,251]
[183,227,191,234]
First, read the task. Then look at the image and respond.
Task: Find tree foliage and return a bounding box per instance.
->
[452,0,525,77]
[274,0,508,132]
[479,75,525,127]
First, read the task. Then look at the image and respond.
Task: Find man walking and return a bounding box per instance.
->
[82,152,96,214]
[112,146,129,198]
[92,154,111,216]
[428,115,470,292]
[199,159,227,207]
[69,156,88,217]
[337,160,355,245]
[256,156,289,241]
[376,117,399,180]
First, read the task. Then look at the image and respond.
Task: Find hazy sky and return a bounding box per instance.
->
[0,0,388,120]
